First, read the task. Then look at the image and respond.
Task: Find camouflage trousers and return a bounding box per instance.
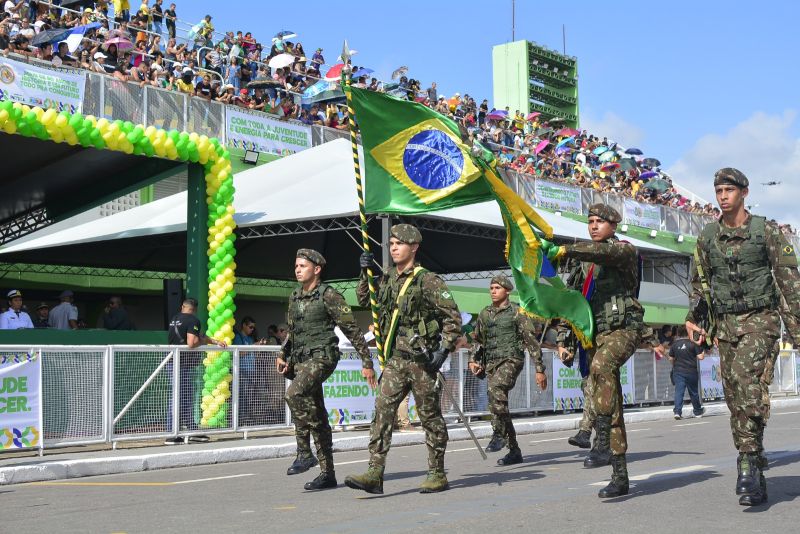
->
[718,332,779,453]
[588,328,639,455]
[486,357,524,448]
[285,357,338,472]
[368,356,447,470]
[578,375,596,433]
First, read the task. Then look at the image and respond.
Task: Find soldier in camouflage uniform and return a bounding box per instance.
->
[468,275,547,466]
[542,204,664,498]
[345,224,462,494]
[277,249,377,491]
[562,260,596,450]
[686,168,800,506]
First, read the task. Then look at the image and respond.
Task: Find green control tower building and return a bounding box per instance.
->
[492,40,579,128]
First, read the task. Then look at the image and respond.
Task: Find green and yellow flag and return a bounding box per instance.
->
[348,87,494,213]
[349,88,594,347]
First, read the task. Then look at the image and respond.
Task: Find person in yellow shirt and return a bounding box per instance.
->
[176,68,196,93]
[113,0,131,22]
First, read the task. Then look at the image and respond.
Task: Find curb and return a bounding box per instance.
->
[2,397,798,485]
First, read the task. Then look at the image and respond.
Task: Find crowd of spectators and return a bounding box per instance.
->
[0,1,796,233]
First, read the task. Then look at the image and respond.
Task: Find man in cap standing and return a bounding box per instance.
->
[345,224,462,494]
[0,290,34,329]
[32,303,50,328]
[277,249,376,491]
[542,204,663,498]
[49,290,78,330]
[468,275,547,465]
[686,168,800,506]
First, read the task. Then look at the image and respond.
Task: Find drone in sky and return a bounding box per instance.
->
[761,181,782,186]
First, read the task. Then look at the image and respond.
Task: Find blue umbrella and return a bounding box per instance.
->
[274,30,297,40]
[625,147,643,155]
[640,171,659,180]
[556,136,575,148]
[352,67,374,78]
[593,146,609,155]
[599,150,616,162]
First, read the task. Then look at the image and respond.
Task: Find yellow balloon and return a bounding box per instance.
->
[215,232,225,243]
[209,281,220,292]
[3,121,17,134]
[96,118,109,130]
[223,281,233,292]
[41,109,56,125]
[55,114,68,128]
[144,126,156,137]
[32,107,44,120]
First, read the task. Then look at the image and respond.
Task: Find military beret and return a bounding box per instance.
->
[713,167,749,188]
[588,203,622,223]
[490,275,514,291]
[391,223,422,244]
[296,248,326,266]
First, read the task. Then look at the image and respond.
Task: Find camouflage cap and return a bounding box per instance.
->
[391,223,422,244]
[588,203,622,223]
[490,275,514,291]
[296,248,326,266]
[713,167,749,188]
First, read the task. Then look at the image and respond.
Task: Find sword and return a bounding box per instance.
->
[410,335,488,460]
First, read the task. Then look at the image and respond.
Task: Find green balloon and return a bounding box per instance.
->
[122,121,134,133]
[26,110,37,122]
[0,100,11,112]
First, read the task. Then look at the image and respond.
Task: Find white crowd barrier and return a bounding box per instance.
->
[1,345,796,454]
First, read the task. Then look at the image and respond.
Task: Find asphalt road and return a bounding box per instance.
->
[6,408,800,534]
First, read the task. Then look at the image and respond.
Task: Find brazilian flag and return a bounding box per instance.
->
[349,88,594,347]
[348,87,494,213]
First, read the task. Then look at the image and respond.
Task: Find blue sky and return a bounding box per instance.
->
[183,0,800,224]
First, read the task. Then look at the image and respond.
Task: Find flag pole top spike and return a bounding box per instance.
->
[341,39,352,70]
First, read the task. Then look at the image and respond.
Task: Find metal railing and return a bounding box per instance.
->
[3,344,797,454]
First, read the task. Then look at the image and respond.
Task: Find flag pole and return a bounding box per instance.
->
[341,40,386,368]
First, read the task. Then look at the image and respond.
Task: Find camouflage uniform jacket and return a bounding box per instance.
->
[686,215,800,342]
[470,301,545,373]
[357,264,461,359]
[560,237,657,346]
[285,282,373,369]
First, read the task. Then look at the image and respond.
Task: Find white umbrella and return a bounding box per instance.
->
[268,53,296,70]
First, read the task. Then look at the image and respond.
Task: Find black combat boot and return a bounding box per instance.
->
[497,446,523,466]
[598,454,629,498]
[738,453,767,506]
[568,429,592,449]
[583,416,612,468]
[304,471,337,491]
[485,432,507,453]
[286,454,318,475]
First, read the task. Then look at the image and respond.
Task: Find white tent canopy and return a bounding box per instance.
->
[2,138,673,254]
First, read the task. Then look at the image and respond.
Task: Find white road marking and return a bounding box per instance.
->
[626,428,650,432]
[529,437,569,444]
[173,474,254,485]
[335,459,370,466]
[674,422,709,427]
[774,411,800,415]
[589,464,713,486]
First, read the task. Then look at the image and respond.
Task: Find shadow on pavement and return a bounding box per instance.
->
[358,466,545,499]
[600,469,722,503]
[742,475,800,512]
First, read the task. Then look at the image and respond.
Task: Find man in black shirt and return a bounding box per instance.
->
[166,298,226,444]
[164,3,177,39]
[669,327,706,420]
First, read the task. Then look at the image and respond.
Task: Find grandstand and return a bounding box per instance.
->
[0,0,797,339]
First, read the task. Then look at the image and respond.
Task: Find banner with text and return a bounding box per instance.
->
[699,354,724,399]
[226,107,312,156]
[324,358,379,426]
[534,180,583,214]
[623,198,661,230]
[0,57,85,113]
[0,353,42,450]
[552,356,634,410]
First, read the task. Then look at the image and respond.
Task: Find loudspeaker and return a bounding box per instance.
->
[163,279,183,328]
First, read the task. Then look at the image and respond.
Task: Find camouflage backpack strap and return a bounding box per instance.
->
[383,266,426,361]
